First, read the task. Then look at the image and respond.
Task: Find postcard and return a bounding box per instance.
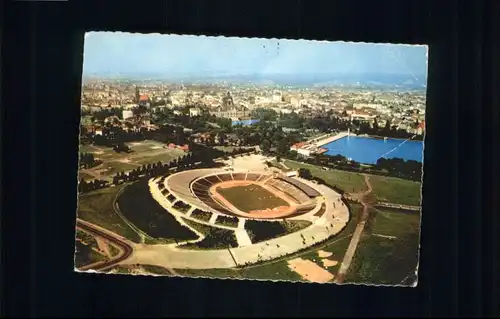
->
[75,31,427,286]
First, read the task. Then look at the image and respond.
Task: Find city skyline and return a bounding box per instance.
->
[83,32,428,81]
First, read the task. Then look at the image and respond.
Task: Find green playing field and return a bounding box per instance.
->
[216,184,289,213]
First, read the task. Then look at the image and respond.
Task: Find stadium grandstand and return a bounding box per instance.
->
[160,169,321,219]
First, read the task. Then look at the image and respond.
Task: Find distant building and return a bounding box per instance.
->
[222,92,234,108]
[272,91,283,103]
[139,95,150,107]
[122,110,134,120]
[209,106,249,119]
[351,110,376,121]
[189,107,202,117]
[135,86,140,103]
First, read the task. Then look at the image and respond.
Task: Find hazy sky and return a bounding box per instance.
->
[83,32,428,78]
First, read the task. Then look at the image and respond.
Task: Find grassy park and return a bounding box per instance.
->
[346,208,421,285]
[76,183,142,243]
[371,208,421,238]
[283,159,421,206]
[368,175,422,206]
[117,180,198,242]
[78,140,184,181]
[180,218,238,249]
[283,160,367,193]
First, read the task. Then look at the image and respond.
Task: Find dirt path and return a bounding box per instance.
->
[334,174,372,283]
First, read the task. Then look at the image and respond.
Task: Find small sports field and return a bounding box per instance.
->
[216,184,289,213]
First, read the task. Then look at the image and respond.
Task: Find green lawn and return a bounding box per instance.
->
[368,175,422,206]
[173,268,240,279]
[345,231,420,285]
[372,209,421,238]
[141,265,175,275]
[239,260,303,281]
[100,162,139,176]
[131,150,184,166]
[346,207,421,285]
[74,241,108,268]
[117,180,198,242]
[78,171,96,181]
[217,184,289,213]
[190,209,212,222]
[283,160,367,193]
[283,160,421,206]
[108,244,121,257]
[75,229,100,250]
[180,218,238,249]
[214,215,239,227]
[77,184,142,243]
[108,265,132,274]
[79,142,183,177]
[173,260,303,282]
[79,145,124,161]
[78,144,102,154]
[245,220,312,244]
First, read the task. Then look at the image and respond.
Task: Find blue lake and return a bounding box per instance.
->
[232,119,260,126]
[323,136,424,164]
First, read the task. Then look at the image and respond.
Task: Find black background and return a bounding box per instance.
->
[2,0,499,317]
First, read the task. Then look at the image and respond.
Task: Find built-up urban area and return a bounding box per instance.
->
[81,78,425,156]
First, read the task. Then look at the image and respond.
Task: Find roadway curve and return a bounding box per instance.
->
[76,219,134,272]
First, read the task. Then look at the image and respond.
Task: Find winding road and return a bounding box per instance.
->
[76,219,134,272]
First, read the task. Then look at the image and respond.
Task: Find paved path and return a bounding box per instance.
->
[76,219,134,272]
[334,174,372,283]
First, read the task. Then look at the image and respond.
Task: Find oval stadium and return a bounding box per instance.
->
[132,155,351,269]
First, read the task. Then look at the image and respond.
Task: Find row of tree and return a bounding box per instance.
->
[374,157,422,181]
[78,179,108,193]
[295,152,422,182]
[79,152,101,169]
[354,119,424,141]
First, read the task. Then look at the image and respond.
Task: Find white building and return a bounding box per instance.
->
[189,107,202,117]
[272,91,282,103]
[297,148,312,157]
[122,110,134,120]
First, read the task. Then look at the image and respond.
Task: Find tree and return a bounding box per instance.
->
[298,168,312,180]
[260,139,271,153]
[276,139,289,155]
[384,119,391,131]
